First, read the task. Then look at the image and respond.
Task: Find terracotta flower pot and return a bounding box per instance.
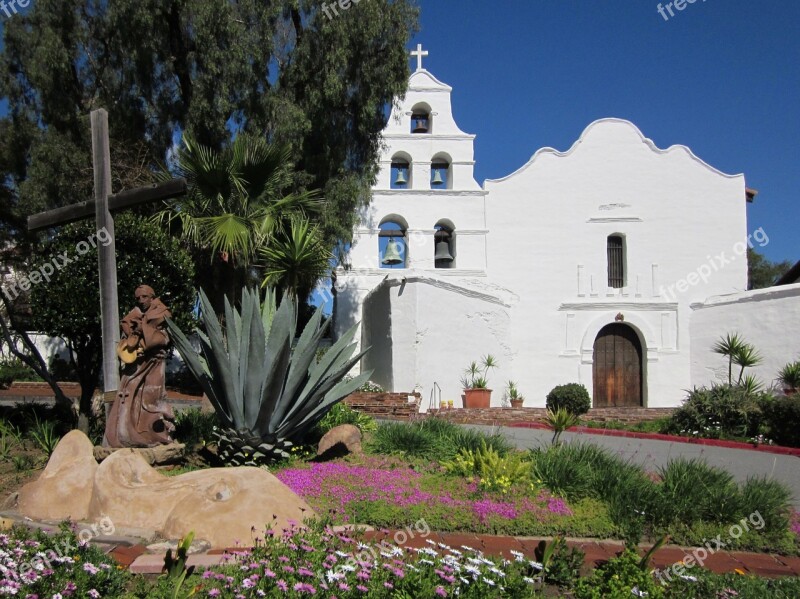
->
[510,399,524,409]
[463,388,492,408]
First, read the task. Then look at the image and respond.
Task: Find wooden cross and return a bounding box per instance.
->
[411,43,428,72]
[27,109,187,401]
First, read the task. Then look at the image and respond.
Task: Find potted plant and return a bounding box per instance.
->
[460,355,498,408]
[778,361,800,396]
[506,380,524,409]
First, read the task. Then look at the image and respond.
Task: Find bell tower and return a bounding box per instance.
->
[346,44,488,274]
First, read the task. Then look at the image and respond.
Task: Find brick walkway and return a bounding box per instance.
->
[116,532,800,578]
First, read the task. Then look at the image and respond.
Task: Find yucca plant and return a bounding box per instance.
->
[167,286,372,466]
[544,407,580,446]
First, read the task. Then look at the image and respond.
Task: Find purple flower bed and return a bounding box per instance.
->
[275,458,574,527]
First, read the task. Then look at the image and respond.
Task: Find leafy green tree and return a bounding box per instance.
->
[1,0,418,253]
[27,214,196,422]
[748,248,792,290]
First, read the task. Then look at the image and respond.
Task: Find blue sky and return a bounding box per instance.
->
[2,1,797,264]
[410,0,799,264]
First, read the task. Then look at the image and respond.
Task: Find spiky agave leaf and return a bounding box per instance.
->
[167,285,372,465]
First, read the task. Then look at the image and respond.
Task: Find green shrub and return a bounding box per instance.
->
[0,358,41,388]
[314,402,377,435]
[762,394,800,447]
[442,440,530,493]
[653,458,741,526]
[546,383,591,415]
[574,549,665,599]
[174,408,218,447]
[663,384,770,439]
[367,418,511,461]
[368,421,451,459]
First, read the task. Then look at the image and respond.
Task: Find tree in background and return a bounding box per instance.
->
[1,0,418,256]
[748,249,792,290]
[27,214,196,424]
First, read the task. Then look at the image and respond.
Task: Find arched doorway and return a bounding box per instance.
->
[592,323,643,407]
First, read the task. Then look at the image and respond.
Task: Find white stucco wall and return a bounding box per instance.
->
[484,119,748,407]
[690,284,800,389]
[336,66,757,410]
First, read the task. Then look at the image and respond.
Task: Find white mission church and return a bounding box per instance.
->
[333,46,800,410]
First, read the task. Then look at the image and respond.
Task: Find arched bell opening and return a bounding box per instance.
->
[390,152,412,189]
[434,220,456,269]
[378,217,408,269]
[410,102,432,134]
[431,152,452,190]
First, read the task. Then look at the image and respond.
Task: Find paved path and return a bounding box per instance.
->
[466,424,800,508]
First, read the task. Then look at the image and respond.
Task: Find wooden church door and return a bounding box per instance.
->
[592,323,643,407]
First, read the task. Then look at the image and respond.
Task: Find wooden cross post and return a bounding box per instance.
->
[28,108,187,404]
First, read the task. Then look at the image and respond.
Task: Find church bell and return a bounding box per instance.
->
[434,239,454,262]
[431,169,444,186]
[381,238,403,265]
[394,169,407,186]
[412,116,429,133]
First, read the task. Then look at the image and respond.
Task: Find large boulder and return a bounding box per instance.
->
[88,448,315,547]
[317,424,363,458]
[18,430,97,521]
[18,431,316,548]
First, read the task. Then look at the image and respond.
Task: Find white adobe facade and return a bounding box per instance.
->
[334,48,800,409]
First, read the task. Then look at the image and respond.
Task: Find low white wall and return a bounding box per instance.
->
[690,283,800,389]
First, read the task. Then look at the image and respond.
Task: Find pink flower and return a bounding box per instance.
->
[276,579,289,591]
[435,585,448,596]
[208,590,220,597]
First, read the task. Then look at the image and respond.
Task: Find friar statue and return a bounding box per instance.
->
[103,284,176,447]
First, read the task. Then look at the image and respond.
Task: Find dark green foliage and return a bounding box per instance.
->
[653,458,741,526]
[533,536,585,589]
[529,443,793,546]
[1,0,419,256]
[546,383,591,415]
[367,419,512,461]
[168,287,371,465]
[314,402,377,436]
[663,568,800,597]
[663,384,771,439]
[0,358,41,388]
[748,248,793,290]
[174,408,218,448]
[574,549,665,599]
[26,213,195,418]
[761,394,800,447]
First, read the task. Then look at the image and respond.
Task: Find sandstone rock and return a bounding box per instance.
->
[18,430,97,521]
[93,443,186,465]
[147,538,211,555]
[89,447,315,548]
[317,424,362,458]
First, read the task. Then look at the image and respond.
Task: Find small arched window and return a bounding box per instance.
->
[434,221,456,269]
[379,218,407,269]
[607,235,626,288]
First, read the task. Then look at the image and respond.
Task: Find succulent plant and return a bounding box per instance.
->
[167,287,371,465]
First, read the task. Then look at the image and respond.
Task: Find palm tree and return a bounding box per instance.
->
[712,333,747,385]
[155,134,322,313]
[260,216,333,301]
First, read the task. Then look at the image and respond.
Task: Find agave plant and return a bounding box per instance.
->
[167,287,372,466]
